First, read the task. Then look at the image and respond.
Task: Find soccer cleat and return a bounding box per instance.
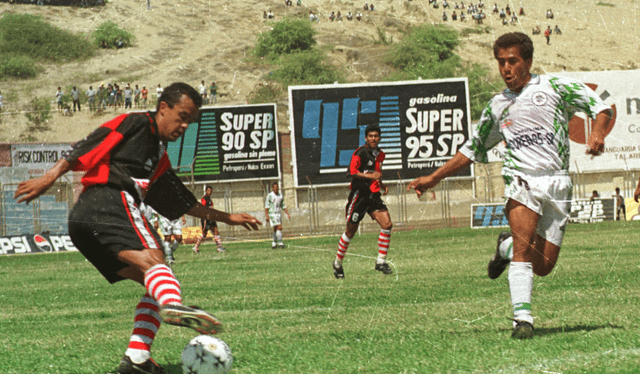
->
[488,231,511,279]
[159,305,223,335]
[375,262,393,274]
[332,261,345,279]
[511,320,534,339]
[271,243,277,249]
[278,243,286,249]
[217,247,226,253]
[117,355,167,374]
[192,246,200,254]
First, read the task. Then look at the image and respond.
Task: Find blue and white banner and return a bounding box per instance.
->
[289,79,472,186]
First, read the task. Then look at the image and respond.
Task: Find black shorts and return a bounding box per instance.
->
[68,186,162,284]
[201,220,217,232]
[345,190,387,224]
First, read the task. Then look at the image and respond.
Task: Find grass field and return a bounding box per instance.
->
[1,221,639,374]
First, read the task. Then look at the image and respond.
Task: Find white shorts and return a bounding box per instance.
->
[503,169,572,247]
[160,216,183,236]
[269,213,282,226]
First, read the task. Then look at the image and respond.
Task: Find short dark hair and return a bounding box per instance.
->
[205,185,213,191]
[156,82,202,111]
[272,182,279,186]
[493,32,534,61]
[365,124,381,136]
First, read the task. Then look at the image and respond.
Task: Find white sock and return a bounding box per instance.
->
[276,230,283,244]
[170,240,180,252]
[499,236,513,260]
[162,241,172,257]
[508,261,534,325]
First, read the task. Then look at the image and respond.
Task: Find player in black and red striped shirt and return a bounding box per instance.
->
[332,125,394,279]
[193,185,225,253]
[15,82,261,374]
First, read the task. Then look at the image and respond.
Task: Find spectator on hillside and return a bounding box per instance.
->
[505,4,510,15]
[519,5,524,15]
[356,11,362,21]
[473,10,484,23]
[141,85,149,108]
[499,8,506,18]
[433,0,439,9]
[329,11,336,21]
[452,10,457,20]
[209,82,218,104]
[533,25,541,35]
[198,80,207,103]
[56,87,64,112]
[492,3,498,13]
[510,13,517,24]
[460,12,466,21]
[86,85,96,112]
[309,11,318,22]
[347,11,353,20]
[336,11,342,21]
[156,84,163,101]
[544,25,551,44]
[614,187,626,220]
[443,0,449,8]
[364,2,368,10]
[115,84,123,108]
[134,84,141,108]
[554,25,562,34]
[297,0,302,5]
[124,84,133,110]
[263,11,268,19]
[369,3,374,11]
[97,84,106,110]
[460,1,465,8]
[590,190,600,202]
[0,90,4,111]
[442,11,448,21]
[71,85,81,112]
[546,9,554,19]
[268,10,274,19]
[477,0,483,8]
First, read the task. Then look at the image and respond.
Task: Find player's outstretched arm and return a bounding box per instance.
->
[634,177,640,203]
[407,152,473,197]
[586,110,611,156]
[15,159,72,204]
[187,204,262,231]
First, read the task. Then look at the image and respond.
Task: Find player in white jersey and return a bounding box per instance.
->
[158,215,186,263]
[139,203,181,265]
[265,182,290,248]
[408,32,611,339]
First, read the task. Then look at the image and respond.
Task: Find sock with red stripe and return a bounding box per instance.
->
[377,229,391,264]
[335,233,351,266]
[124,293,161,364]
[194,235,204,249]
[214,235,223,249]
[144,264,182,306]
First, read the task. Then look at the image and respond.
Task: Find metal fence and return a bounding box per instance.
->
[1,165,637,240]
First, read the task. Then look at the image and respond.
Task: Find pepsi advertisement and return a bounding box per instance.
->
[0,234,77,255]
[288,79,472,187]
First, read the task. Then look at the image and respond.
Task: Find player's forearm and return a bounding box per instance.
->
[591,110,611,139]
[429,152,473,182]
[44,159,73,185]
[187,204,231,224]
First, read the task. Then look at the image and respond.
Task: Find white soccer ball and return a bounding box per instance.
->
[181,335,233,374]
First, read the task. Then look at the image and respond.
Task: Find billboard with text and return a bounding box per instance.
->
[289,79,472,186]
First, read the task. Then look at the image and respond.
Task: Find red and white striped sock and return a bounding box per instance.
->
[124,293,161,364]
[336,233,351,265]
[214,235,223,249]
[377,229,391,264]
[194,235,204,249]
[144,264,182,306]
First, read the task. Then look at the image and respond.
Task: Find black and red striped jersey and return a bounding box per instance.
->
[348,145,385,194]
[65,112,197,220]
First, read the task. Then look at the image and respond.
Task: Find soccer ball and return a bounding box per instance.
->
[181,335,233,374]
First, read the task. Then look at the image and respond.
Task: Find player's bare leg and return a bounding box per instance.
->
[506,199,540,339]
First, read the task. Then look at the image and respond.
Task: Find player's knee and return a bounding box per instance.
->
[533,261,556,276]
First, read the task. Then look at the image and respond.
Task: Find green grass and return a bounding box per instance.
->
[1,221,640,373]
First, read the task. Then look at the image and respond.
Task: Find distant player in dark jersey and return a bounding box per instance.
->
[15,82,261,374]
[193,185,225,253]
[332,125,393,279]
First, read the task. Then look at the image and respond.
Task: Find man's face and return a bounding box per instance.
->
[156,95,199,142]
[272,184,279,194]
[496,46,532,93]
[205,188,212,197]
[365,131,381,149]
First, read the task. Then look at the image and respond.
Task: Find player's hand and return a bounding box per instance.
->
[369,171,382,180]
[586,130,605,156]
[154,221,159,229]
[14,175,55,204]
[407,175,438,198]
[227,213,262,231]
[634,182,640,203]
[382,184,389,195]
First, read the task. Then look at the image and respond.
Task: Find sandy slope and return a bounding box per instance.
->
[0,0,637,143]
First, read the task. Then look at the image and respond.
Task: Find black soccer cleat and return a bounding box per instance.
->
[159,304,223,335]
[488,231,512,279]
[332,261,345,279]
[278,243,286,249]
[375,262,393,274]
[117,355,167,374]
[511,320,534,339]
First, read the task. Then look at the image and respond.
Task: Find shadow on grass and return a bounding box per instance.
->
[534,323,623,337]
[164,363,183,374]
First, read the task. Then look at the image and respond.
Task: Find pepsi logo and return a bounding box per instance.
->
[33,234,53,252]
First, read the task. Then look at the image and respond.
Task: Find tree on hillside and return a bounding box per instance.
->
[255,18,317,58]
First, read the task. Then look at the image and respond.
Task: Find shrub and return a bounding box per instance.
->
[0,14,94,63]
[92,21,135,49]
[247,84,284,104]
[24,97,53,133]
[269,50,343,86]
[255,18,316,58]
[0,56,37,78]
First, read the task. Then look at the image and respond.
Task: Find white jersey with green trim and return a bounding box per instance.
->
[265,191,285,215]
[460,74,611,173]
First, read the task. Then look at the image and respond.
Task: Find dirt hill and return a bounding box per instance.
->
[0,0,636,143]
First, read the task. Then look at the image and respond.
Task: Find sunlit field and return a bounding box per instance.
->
[1,221,639,373]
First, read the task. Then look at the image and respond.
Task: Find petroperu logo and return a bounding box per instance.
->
[568,83,617,145]
[33,234,53,252]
